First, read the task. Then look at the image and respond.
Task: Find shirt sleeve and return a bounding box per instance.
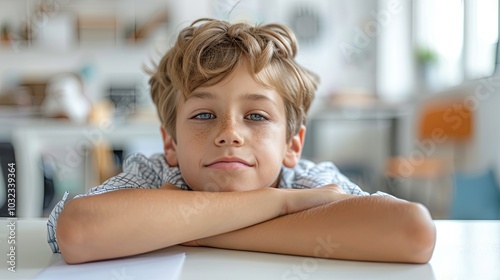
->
[47,153,183,253]
[279,159,391,197]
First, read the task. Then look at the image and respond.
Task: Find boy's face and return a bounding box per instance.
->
[162,61,305,192]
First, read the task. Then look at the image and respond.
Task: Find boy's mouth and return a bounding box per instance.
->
[204,157,253,170]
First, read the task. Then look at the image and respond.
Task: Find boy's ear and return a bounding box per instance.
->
[283,125,306,168]
[160,126,178,166]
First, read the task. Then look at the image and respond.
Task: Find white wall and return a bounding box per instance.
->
[377,0,415,103]
[465,76,500,177]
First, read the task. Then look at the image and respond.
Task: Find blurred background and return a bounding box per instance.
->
[0,0,499,220]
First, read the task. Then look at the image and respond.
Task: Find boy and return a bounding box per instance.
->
[49,18,436,264]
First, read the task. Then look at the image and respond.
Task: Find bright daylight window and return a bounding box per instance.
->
[465,0,499,79]
[414,0,498,89]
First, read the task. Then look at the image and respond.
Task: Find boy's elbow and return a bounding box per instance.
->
[56,201,90,264]
[403,203,436,264]
[57,224,85,264]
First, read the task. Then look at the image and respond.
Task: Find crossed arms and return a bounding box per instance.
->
[56,184,436,264]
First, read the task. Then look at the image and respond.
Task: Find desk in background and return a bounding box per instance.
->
[0,118,163,218]
[0,219,498,279]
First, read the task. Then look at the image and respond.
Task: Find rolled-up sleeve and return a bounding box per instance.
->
[47,192,70,253]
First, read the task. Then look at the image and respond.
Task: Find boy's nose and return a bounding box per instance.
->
[215,117,244,146]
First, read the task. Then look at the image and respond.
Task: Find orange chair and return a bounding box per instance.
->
[418,99,473,145]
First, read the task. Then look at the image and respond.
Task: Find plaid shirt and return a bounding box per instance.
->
[47,153,388,253]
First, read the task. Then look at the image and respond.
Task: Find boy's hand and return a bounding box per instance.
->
[321,184,348,194]
[283,184,354,215]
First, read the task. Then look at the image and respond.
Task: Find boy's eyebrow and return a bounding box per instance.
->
[187,91,216,101]
[242,93,278,107]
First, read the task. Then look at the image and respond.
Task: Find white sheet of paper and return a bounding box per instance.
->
[34,252,186,280]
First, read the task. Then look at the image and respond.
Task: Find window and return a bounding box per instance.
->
[414,0,498,89]
[465,0,499,79]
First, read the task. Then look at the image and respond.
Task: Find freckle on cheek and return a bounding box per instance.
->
[193,128,211,144]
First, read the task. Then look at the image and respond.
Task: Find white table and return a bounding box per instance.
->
[0,219,498,279]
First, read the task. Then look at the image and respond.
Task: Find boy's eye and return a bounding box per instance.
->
[245,113,267,121]
[193,113,215,120]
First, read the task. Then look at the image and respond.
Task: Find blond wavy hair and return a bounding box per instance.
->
[149,18,319,142]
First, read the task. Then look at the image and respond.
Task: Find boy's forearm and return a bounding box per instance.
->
[57,187,286,264]
[194,196,436,264]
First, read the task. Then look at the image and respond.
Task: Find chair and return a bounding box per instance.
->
[450,169,500,220]
[385,97,474,217]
